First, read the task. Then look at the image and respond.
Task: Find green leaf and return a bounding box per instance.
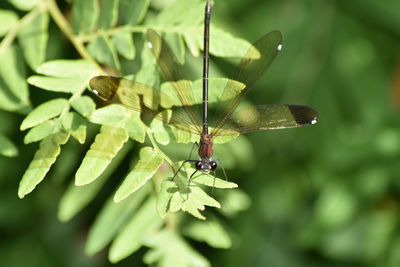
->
[90,104,146,142]
[143,229,210,267]
[188,25,254,58]
[156,179,175,218]
[85,183,150,256]
[112,31,135,60]
[28,60,98,93]
[181,186,220,220]
[89,104,132,127]
[0,134,18,157]
[71,0,99,34]
[18,131,69,198]
[88,36,121,70]
[219,189,251,217]
[17,12,49,70]
[70,96,96,117]
[0,45,29,111]
[119,0,150,25]
[98,0,119,29]
[109,197,162,263]
[20,98,68,130]
[6,0,43,11]
[150,118,170,145]
[36,60,99,78]
[24,120,59,144]
[191,173,238,189]
[155,0,204,26]
[75,125,129,185]
[61,112,88,144]
[164,33,185,64]
[135,41,158,86]
[27,76,86,93]
[0,9,18,37]
[124,115,146,142]
[183,216,232,248]
[183,32,200,57]
[58,142,133,222]
[114,147,163,202]
[165,171,222,220]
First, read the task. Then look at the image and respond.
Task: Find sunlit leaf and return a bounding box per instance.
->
[6,0,42,11]
[189,25,254,58]
[114,147,163,202]
[90,104,146,142]
[27,76,86,93]
[164,33,185,64]
[183,32,200,57]
[18,131,69,198]
[0,9,18,37]
[218,189,251,217]
[143,229,210,267]
[58,142,133,222]
[0,45,29,111]
[182,186,221,219]
[154,0,203,26]
[88,36,121,70]
[191,173,238,189]
[150,118,170,145]
[183,216,232,248]
[70,96,96,117]
[86,183,150,256]
[112,31,135,60]
[24,120,59,144]
[98,0,119,29]
[17,12,49,70]
[61,111,87,144]
[109,197,162,263]
[75,125,129,185]
[36,60,99,78]
[119,0,150,25]
[20,98,68,130]
[156,179,175,218]
[72,0,99,34]
[0,134,18,157]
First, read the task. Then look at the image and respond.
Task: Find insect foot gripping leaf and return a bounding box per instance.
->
[157,164,238,220]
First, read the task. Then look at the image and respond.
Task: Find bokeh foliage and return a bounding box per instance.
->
[1,0,400,266]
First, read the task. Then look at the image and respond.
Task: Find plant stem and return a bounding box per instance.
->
[146,128,173,166]
[0,5,43,54]
[76,25,199,43]
[46,0,100,69]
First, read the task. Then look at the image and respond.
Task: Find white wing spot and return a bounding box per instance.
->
[147,42,153,49]
[311,119,318,124]
[277,44,283,51]
[93,89,99,95]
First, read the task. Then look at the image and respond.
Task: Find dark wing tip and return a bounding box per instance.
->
[288,105,319,126]
[89,76,120,101]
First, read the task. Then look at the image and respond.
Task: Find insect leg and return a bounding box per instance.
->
[171,159,197,181]
[214,158,228,181]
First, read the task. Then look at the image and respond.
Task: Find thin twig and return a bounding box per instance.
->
[0,5,43,54]
[146,128,174,166]
[46,0,100,68]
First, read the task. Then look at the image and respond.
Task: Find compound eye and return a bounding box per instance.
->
[195,161,202,171]
[210,161,217,171]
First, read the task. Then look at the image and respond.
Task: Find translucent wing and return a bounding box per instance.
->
[216,104,319,136]
[89,76,201,135]
[146,29,202,134]
[211,31,283,136]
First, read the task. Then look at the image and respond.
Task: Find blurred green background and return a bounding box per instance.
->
[1,0,400,266]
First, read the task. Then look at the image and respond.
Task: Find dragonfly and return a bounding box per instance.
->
[89,0,319,183]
